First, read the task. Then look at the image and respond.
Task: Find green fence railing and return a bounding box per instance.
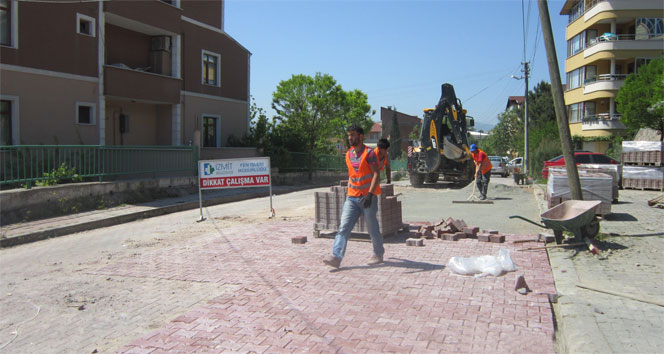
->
[269,151,346,172]
[0,145,197,187]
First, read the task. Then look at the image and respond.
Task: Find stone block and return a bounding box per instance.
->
[291,236,307,244]
[477,233,491,242]
[463,226,479,238]
[406,238,424,246]
[490,234,505,243]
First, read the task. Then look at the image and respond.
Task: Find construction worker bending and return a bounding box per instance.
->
[324,125,384,269]
[375,138,391,184]
[470,144,492,200]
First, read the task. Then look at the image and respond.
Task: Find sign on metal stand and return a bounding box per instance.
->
[197,157,273,221]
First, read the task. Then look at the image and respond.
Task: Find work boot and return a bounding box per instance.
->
[323,256,341,269]
[367,254,383,265]
[479,195,487,200]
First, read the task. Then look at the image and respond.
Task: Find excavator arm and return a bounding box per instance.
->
[418,83,472,173]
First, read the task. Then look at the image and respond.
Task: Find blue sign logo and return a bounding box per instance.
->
[203,163,215,176]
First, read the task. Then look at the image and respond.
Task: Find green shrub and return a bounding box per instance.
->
[530,138,561,179]
[35,163,83,187]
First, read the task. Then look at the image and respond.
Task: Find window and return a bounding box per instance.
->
[636,18,664,39]
[0,0,10,46]
[76,103,96,125]
[203,115,221,147]
[568,0,584,23]
[1,99,11,145]
[202,50,220,86]
[568,103,582,123]
[635,58,652,73]
[76,13,95,37]
[592,155,614,164]
[567,32,584,57]
[586,29,598,46]
[576,154,592,164]
[566,67,584,90]
[585,66,596,83]
[584,102,596,120]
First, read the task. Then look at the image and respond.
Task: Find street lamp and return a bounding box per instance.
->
[511,62,530,177]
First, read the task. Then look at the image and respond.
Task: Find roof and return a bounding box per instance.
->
[506,96,525,110]
[370,122,382,133]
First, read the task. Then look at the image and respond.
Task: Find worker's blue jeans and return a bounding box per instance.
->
[332,196,384,260]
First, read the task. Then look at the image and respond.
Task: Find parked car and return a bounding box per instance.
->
[489,156,509,177]
[508,157,523,174]
[542,152,621,179]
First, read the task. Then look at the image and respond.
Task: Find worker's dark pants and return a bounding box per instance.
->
[476,171,491,198]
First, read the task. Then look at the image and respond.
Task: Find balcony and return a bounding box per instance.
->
[104,0,181,35]
[581,114,626,131]
[584,34,664,58]
[104,65,181,104]
[584,74,626,94]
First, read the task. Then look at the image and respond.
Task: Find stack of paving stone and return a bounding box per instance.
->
[622,140,663,166]
[578,164,620,202]
[546,168,613,215]
[621,141,664,191]
[313,183,402,237]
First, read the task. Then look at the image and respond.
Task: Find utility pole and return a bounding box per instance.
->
[538,0,583,200]
[523,62,530,176]
[511,62,530,176]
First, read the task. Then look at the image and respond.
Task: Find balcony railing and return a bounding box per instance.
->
[569,0,606,23]
[584,74,627,84]
[582,113,622,122]
[587,33,663,47]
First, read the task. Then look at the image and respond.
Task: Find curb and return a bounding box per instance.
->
[0,186,317,248]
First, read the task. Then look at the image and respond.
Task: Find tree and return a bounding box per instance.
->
[528,81,556,129]
[616,57,664,141]
[272,73,373,180]
[388,109,402,158]
[409,123,421,141]
[331,89,374,149]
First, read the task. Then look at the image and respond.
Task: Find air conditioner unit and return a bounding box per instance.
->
[151,36,171,52]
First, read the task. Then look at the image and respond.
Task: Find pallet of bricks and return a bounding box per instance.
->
[313,183,403,238]
[577,163,620,202]
[546,168,612,216]
[621,141,664,191]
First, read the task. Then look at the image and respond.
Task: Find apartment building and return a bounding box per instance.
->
[560,0,663,153]
[0,0,250,149]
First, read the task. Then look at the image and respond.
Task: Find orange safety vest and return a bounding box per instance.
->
[472,149,493,175]
[346,145,381,197]
[374,147,388,171]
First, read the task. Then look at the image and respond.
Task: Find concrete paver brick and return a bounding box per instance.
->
[110,220,556,353]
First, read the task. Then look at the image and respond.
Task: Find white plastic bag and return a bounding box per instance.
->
[447,248,517,277]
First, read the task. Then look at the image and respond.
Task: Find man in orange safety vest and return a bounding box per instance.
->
[324,125,384,269]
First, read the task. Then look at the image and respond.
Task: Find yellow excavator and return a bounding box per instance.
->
[407,83,475,187]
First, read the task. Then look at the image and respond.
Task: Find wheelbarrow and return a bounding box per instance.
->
[510,200,602,245]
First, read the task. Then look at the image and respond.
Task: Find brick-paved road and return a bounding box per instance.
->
[103,218,556,353]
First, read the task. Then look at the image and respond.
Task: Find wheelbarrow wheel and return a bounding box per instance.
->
[582,216,600,239]
[554,230,564,244]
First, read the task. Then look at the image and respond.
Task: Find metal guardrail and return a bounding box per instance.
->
[0,145,197,187]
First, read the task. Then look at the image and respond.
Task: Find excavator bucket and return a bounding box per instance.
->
[442,137,465,160]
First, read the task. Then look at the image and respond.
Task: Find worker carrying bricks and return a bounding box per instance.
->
[375,138,391,184]
[470,143,492,200]
[324,125,385,269]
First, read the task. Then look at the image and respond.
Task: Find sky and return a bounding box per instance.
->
[224,0,570,131]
